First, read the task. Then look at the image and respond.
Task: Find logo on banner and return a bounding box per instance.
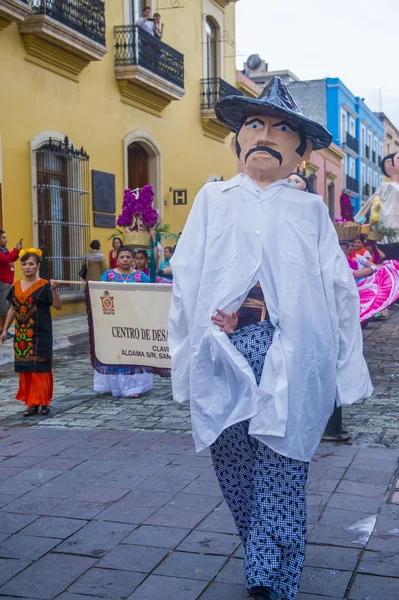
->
[100,291,115,315]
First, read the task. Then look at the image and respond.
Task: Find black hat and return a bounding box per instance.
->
[215,76,332,151]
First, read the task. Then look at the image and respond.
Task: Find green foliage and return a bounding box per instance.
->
[371,220,397,245]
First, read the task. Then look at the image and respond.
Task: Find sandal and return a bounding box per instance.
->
[40,406,51,416]
[23,406,39,417]
[130,394,140,398]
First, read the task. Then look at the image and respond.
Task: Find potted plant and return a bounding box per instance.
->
[116,185,159,248]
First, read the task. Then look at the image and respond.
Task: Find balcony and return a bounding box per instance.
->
[345,132,359,154]
[362,183,370,197]
[19,0,107,80]
[114,25,185,117]
[200,77,243,142]
[364,145,370,159]
[0,0,31,32]
[346,175,359,194]
[372,150,376,164]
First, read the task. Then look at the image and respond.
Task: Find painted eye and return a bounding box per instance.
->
[273,123,296,134]
[246,122,262,129]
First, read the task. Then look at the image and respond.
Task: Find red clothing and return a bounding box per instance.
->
[109,250,118,270]
[0,248,19,284]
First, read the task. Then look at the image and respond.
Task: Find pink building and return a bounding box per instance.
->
[299,143,345,219]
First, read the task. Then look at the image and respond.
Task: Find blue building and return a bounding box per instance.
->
[286,78,384,213]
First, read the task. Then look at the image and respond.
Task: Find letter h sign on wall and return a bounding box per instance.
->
[172,189,187,205]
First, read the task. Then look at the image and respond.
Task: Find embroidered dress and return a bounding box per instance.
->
[94,269,153,397]
[7,279,54,406]
[211,319,308,600]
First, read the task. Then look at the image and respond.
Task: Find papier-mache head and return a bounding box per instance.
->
[215,76,332,184]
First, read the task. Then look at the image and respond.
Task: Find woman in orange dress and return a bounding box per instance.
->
[0,249,62,416]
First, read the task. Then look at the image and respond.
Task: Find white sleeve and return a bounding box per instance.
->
[356,255,368,267]
[134,17,145,26]
[317,203,373,406]
[168,189,207,403]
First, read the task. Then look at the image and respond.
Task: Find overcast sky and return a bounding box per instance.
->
[235,0,399,130]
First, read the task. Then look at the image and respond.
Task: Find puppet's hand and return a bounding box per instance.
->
[211,309,238,334]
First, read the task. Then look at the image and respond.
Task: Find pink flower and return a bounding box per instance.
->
[134,273,142,282]
[108,271,116,280]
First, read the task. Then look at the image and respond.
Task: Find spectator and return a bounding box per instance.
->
[84,240,107,282]
[134,6,155,35]
[0,230,22,337]
[158,246,174,279]
[109,237,122,270]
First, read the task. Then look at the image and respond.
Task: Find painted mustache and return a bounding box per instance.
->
[245,146,283,166]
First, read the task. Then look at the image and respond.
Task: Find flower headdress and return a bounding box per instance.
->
[19,248,43,261]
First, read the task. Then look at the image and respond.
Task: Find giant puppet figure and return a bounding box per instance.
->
[169,78,372,600]
[356,152,399,259]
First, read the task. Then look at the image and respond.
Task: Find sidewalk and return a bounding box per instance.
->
[0,427,397,600]
[0,314,88,366]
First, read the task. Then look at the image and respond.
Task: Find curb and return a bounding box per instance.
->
[0,331,87,367]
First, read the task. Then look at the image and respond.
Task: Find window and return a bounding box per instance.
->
[350,157,355,178]
[308,172,317,193]
[327,181,335,220]
[349,117,355,136]
[131,0,147,23]
[341,111,346,143]
[361,127,365,154]
[205,17,218,80]
[35,137,90,295]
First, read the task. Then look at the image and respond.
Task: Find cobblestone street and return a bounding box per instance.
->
[1,308,399,448]
[0,309,398,599]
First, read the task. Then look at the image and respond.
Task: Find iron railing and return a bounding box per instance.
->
[363,183,370,197]
[114,25,184,89]
[346,175,359,194]
[200,77,243,109]
[35,136,90,296]
[364,145,370,159]
[30,0,106,45]
[345,132,359,154]
[372,150,376,164]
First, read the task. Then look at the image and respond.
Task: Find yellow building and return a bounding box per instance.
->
[0,0,241,314]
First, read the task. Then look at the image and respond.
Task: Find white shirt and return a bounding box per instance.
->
[169,174,373,462]
[135,17,155,35]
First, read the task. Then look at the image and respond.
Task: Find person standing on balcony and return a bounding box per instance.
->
[169,77,372,600]
[134,6,155,35]
[153,13,164,39]
[0,230,22,338]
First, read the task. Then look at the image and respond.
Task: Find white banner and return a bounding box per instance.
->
[88,281,172,369]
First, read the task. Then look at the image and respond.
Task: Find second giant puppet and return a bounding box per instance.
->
[356,152,399,259]
[169,78,372,600]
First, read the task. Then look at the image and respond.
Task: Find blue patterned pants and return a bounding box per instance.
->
[210,320,309,600]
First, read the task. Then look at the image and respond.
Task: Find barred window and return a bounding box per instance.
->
[36,137,90,295]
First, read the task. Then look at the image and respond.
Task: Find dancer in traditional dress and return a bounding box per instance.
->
[93,246,153,398]
[0,249,62,416]
[169,77,372,600]
[341,241,399,322]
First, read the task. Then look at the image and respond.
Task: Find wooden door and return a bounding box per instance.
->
[128,143,149,190]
